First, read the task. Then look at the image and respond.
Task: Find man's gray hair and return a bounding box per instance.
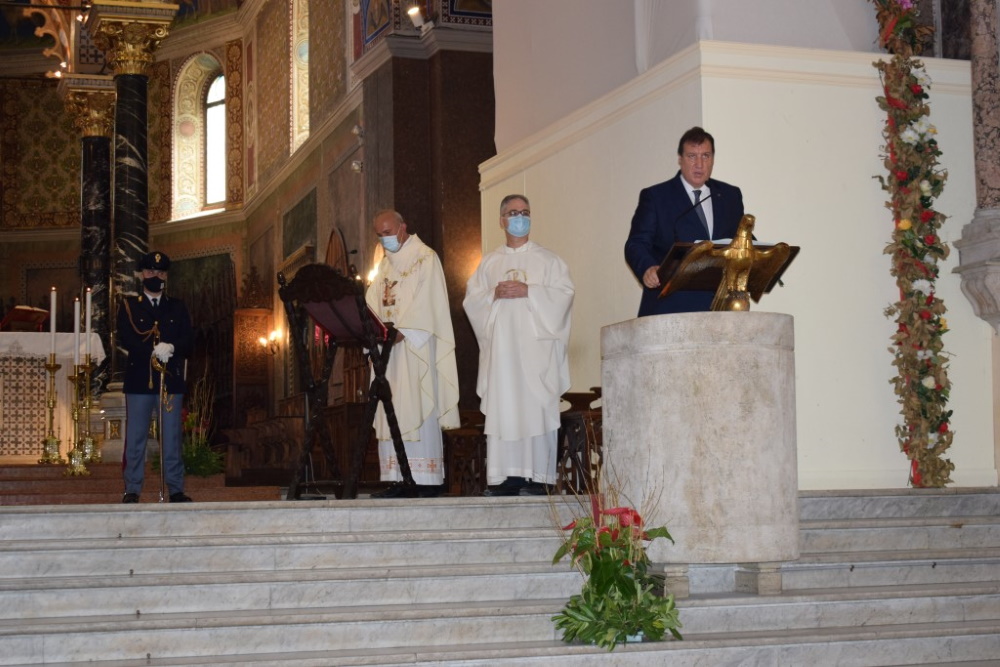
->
[373,209,404,224]
[499,194,529,215]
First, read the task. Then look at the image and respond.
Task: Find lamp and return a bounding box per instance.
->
[258,329,280,355]
[407,5,433,33]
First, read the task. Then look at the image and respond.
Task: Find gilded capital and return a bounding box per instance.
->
[64,91,116,138]
[90,20,173,76]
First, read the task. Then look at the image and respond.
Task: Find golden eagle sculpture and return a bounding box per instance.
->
[659,215,792,311]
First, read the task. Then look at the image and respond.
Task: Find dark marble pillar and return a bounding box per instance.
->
[59,80,116,388]
[81,134,113,375]
[88,3,176,379]
[112,73,150,297]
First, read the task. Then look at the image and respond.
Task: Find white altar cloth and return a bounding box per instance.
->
[0,332,106,461]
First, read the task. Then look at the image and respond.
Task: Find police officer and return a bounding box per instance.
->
[118,251,194,503]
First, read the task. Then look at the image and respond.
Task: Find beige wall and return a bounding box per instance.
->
[480,41,998,490]
[492,0,878,151]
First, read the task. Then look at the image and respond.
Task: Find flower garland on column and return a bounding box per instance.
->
[872,0,954,487]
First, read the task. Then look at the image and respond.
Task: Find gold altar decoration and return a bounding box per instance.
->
[65,355,101,475]
[658,215,796,311]
[38,353,64,464]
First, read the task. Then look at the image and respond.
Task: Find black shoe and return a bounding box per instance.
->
[483,477,526,497]
[417,484,443,498]
[122,492,139,504]
[371,482,418,498]
[169,492,193,503]
[519,482,552,496]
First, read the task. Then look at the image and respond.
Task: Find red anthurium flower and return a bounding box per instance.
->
[602,507,643,527]
[562,520,577,531]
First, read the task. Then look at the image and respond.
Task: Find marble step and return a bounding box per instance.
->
[800,515,1000,552]
[799,488,1000,521]
[0,497,578,541]
[784,550,1000,590]
[1,599,998,666]
[0,486,283,505]
[3,562,581,620]
[0,527,563,579]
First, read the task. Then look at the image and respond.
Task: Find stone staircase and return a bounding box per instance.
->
[0,463,282,505]
[0,488,998,665]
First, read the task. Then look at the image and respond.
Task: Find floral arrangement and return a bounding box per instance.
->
[552,496,682,650]
[152,370,224,477]
[872,0,954,487]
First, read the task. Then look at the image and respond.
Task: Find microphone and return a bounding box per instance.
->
[673,190,721,231]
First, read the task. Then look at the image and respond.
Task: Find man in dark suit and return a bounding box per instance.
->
[117,251,194,503]
[625,126,746,316]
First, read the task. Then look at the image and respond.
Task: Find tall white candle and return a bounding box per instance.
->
[85,288,92,358]
[49,287,57,354]
[73,297,81,367]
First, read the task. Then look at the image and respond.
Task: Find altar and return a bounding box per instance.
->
[0,332,106,463]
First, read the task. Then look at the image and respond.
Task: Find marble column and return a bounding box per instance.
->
[87,2,177,380]
[59,77,115,389]
[955,0,1000,332]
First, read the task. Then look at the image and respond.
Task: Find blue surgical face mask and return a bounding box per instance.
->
[506,214,531,238]
[380,234,401,253]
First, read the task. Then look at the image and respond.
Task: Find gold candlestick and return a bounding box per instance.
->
[79,354,100,463]
[38,354,63,464]
[65,362,90,476]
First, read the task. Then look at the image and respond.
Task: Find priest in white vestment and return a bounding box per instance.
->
[464,194,575,496]
[365,210,460,498]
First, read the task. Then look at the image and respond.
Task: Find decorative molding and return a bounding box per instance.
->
[350,25,492,82]
[157,13,243,62]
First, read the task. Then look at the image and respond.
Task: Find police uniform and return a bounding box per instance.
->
[117,251,194,502]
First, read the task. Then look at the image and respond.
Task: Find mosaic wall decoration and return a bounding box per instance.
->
[360,0,392,52]
[226,39,245,208]
[256,0,291,186]
[149,61,174,224]
[442,0,493,27]
[0,355,47,457]
[245,37,257,196]
[310,0,347,124]
[0,80,79,229]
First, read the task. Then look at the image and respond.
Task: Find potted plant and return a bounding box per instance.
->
[552,496,683,650]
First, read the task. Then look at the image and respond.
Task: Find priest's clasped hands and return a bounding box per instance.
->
[494,280,528,300]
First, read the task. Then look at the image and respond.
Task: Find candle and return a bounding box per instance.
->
[49,287,57,354]
[73,298,81,367]
[85,288,92,358]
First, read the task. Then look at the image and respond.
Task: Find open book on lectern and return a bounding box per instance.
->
[301,297,388,345]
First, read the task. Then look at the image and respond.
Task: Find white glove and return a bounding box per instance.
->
[153,342,174,363]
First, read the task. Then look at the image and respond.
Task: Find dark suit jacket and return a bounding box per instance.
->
[117,294,193,394]
[624,172,745,316]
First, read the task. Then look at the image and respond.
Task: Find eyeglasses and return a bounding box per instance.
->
[682,152,714,163]
[503,209,530,218]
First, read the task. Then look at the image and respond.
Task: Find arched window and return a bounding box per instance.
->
[173,53,225,219]
[205,75,226,205]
